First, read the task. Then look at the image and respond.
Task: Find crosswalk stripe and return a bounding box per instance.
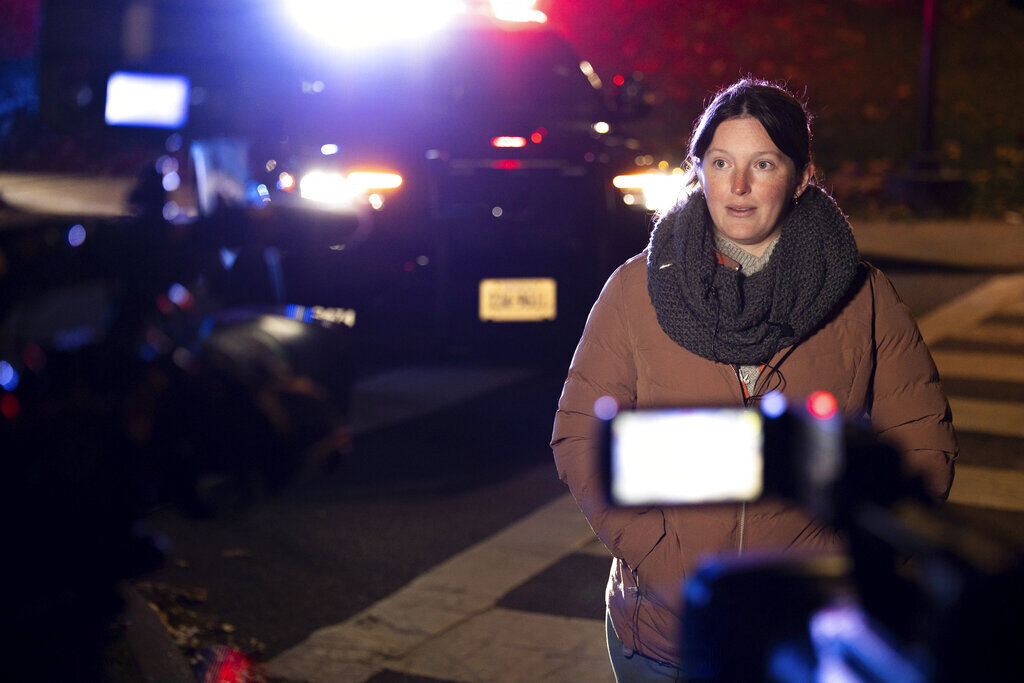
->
[949,397,1024,438]
[394,608,613,682]
[268,493,595,682]
[949,465,1024,512]
[917,273,1024,346]
[934,351,1024,383]
[945,321,1024,347]
[1001,299,1024,318]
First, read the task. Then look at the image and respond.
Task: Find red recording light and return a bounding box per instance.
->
[492,160,522,170]
[807,391,838,420]
[491,136,527,148]
[613,74,625,86]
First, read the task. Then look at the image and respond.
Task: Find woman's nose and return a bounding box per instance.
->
[731,170,750,195]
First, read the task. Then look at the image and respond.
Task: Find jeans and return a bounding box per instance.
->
[605,611,691,682]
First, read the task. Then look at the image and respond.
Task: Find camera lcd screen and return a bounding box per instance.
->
[608,408,764,505]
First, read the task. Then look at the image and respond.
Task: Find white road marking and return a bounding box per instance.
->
[948,397,1024,439]
[933,351,1024,383]
[916,273,1024,346]
[945,321,1024,346]
[268,493,595,682]
[1001,299,1024,318]
[948,465,1024,512]
[395,608,613,682]
[0,172,137,217]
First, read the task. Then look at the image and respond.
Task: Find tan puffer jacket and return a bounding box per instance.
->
[550,250,957,667]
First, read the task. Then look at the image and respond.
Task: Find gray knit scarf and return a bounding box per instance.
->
[647,185,859,365]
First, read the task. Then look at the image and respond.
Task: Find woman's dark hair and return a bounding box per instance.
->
[678,78,814,198]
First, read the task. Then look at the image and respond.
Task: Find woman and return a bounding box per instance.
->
[550,78,956,679]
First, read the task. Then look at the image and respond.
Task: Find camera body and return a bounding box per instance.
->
[599,392,1023,682]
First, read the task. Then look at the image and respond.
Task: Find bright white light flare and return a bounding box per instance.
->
[284,0,465,48]
[299,171,361,207]
[346,171,403,190]
[298,170,403,207]
[612,172,688,212]
[490,0,547,23]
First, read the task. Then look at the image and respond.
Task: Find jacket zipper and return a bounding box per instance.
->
[735,365,761,557]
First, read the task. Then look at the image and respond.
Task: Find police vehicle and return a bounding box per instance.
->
[39,0,684,364]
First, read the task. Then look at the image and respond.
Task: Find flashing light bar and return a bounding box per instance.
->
[284,0,465,48]
[104,71,190,129]
[491,136,528,148]
[283,0,547,49]
[489,0,547,23]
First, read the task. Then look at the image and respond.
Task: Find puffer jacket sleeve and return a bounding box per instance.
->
[551,262,666,569]
[868,267,957,499]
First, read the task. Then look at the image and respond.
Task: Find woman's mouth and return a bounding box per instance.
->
[726,206,756,217]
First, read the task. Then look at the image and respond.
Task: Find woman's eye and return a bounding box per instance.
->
[712,159,727,169]
[756,160,774,170]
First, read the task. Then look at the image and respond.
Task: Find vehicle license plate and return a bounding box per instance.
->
[478,278,557,322]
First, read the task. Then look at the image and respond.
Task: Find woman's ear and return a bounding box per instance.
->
[794,164,814,199]
[692,157,706,192]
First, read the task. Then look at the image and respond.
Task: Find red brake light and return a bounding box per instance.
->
[492,160,522,170]
[530,131,543,144]
[491,136,527,148]
[613,74,625,86]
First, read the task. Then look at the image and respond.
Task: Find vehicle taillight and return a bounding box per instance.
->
[491,136,527,148]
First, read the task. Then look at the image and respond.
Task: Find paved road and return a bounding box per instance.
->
[122,266,1024,682]
[7,172,1022,682]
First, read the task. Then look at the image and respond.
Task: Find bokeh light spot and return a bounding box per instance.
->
[594,395,618,420]
[760,391,787,419]
[807,391,838,420]
[67,224,86,247]
[0,361,17,390]
[1,393,20,420]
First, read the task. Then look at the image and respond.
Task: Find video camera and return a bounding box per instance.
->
[600,393,1023,682]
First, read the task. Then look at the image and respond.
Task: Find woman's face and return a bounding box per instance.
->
[697,116,811,257]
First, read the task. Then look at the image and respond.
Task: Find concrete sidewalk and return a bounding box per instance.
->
[852,216,1024,271]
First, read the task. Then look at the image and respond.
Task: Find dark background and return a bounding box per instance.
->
[2,0,1023,214]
